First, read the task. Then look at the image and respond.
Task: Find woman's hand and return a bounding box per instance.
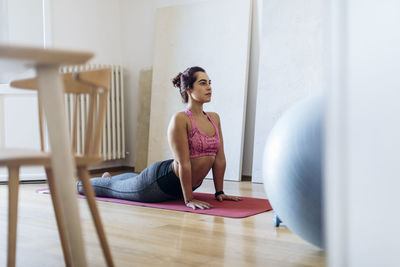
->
[216,194,242,202]
[185,199,213,210]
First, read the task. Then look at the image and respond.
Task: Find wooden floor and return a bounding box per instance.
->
[0,177,325,266]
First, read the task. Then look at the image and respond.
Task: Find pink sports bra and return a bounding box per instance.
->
[185,109,220,158]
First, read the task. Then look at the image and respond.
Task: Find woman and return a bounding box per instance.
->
[78,66,241,210]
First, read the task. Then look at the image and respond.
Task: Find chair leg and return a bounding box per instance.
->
[46,168,72,267]
[78,166,114,267]
[7,166,20,267]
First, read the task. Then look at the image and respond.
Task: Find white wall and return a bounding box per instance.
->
[49,0,261,177]
[0,88,47,181]
[120,0,260,176]
[0,0,7,42]
[251,0,325,183]
[242,0,262,176]
[0,0,45,180]
[148,0,251,181]
[48,0,126,169]
[2,0,127,176]
[2,0,263,176]
[119,0,209,168]
[1,0,44,46]
[50,0,122,65]
[2,0,316,180]
[326,0,400,266]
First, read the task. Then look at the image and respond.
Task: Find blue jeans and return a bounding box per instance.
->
[77,159,182,202]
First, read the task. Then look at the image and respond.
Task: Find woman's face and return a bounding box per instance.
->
[187,71,212,103]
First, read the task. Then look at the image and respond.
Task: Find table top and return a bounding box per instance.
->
[0,44,93,65]
[0,43,94,84]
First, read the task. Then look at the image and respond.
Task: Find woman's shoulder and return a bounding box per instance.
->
[168,112,190,133]
[173,111,189,119]
[206,112,220,123]
[170,111,190,125]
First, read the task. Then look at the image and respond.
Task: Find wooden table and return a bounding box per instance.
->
[0,44,93,267]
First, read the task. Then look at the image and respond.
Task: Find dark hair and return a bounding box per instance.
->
[172,66,206,103]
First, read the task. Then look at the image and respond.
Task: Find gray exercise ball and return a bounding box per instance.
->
[263,93,324,248]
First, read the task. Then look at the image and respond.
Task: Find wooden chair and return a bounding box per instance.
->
[0,69,115,267]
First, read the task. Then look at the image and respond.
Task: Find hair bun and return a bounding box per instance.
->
[172,72,182,88]
[171,66,206,103]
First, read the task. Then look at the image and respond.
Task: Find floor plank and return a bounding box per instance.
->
[0,178,325,266]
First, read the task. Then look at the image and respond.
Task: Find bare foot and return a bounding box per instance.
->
[102,172,112,178]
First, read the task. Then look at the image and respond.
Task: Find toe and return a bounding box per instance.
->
[102,172,112,178]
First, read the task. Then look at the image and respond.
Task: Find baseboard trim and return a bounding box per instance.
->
[0,179,47,185]
[0,171,253,184]
[242,175,252,181]
[0,166,136,185]
[89,165,136,175]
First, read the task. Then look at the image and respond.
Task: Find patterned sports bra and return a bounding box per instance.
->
[185,109,220,158]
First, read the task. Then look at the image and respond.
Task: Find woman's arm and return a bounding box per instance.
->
[211,113,242,202]
[211,113,226,192]
[168,113,212,209]
[167,113,193,203]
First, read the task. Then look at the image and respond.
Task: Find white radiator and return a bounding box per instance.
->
[61,64,125,160]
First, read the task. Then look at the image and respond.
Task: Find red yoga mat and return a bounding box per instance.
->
[36,188,272,218]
